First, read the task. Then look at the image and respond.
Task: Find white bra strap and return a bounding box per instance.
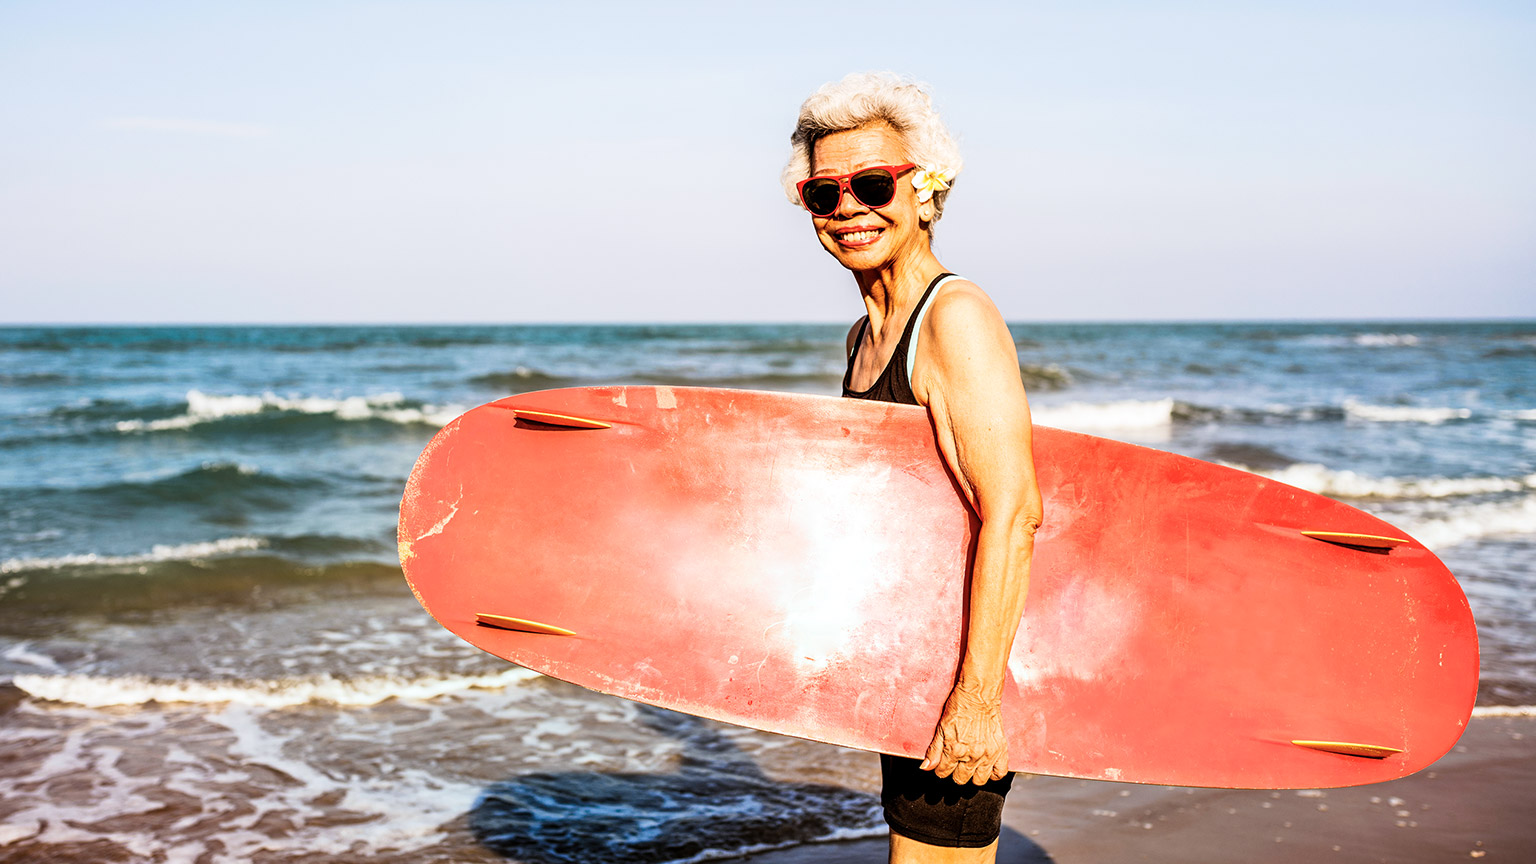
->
[906,274,964,390]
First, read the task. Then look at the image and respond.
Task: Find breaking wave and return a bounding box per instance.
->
[113,390,463,433]
[1032,399,1176,433]
[1394,496,1536,550]
[1,537,266,575]
[1343,399,1473,424]
[1239,464,1536,500]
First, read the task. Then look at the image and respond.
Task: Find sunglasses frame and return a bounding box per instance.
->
[796,163,917,216]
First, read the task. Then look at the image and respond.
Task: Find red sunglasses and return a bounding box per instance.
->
[796,163,916,217]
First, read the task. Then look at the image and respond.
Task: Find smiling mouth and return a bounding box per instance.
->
[833,228,884,247]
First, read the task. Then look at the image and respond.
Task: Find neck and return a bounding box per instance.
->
[855,244,946,330]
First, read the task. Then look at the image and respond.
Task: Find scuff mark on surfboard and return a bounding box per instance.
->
[613,389,628,407]
[655,386,677,409]
[1008,577,1140,690]
[416,489,463,542]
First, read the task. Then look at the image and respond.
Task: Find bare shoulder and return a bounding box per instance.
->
[920,279,1015,363]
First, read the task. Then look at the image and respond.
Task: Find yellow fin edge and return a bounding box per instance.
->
[475,613,577,637]
[1291,739,1403,759]
[1301,531,1410,550]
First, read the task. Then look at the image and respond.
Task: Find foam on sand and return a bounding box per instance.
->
[0,701,487,862]
[1472,705,1536,717]
[13,666,541,708]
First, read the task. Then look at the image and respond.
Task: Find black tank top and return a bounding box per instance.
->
[841,273,956,406]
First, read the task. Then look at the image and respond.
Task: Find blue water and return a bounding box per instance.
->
[1,321,1533,862]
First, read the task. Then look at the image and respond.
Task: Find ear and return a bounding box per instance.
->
[917,197,937,225]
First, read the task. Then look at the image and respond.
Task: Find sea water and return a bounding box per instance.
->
[1,321,1533,862]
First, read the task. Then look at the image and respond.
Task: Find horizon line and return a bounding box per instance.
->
[3,315,1535,328]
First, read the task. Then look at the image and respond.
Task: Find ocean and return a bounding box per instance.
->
[1,321,1533,863]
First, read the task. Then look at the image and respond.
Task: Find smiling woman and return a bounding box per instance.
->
[780,73,1044,864]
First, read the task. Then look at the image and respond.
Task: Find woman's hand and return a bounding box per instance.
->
[921,681,1010,785]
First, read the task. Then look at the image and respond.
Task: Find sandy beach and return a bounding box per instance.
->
[739,715,1535,864]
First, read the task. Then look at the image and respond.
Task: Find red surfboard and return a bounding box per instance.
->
[398,386,1478,789]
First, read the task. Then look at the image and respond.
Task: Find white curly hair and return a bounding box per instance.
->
[781,72,964,222]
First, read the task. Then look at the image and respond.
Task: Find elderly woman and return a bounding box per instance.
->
[783,73,1043,863]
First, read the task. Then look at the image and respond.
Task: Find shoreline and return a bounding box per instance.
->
[739,714,1535,863]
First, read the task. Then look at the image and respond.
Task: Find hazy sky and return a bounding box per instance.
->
[2,1,1532,323]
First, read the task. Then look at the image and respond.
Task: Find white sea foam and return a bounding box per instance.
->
[114,389,462,432]
[0,537,266,574]
[2,642,61,671]
[1032,399,1175,433]
[1343,399,1472,424]
[1243,463,1536,500]
[1394,495,1536,549]
[13,666,541,708]
[1353,333,1420,347]
[0,700,485,862]
[1472,705,1536,717]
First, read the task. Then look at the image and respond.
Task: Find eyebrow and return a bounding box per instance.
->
[810,160,898,177]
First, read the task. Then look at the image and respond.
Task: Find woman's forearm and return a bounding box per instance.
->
[956,511,1037,699]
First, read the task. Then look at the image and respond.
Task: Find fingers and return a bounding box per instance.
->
[920,730,945,772]
[967,756,995,786]
[990,759,1010,782]
[951,760,977,785]
[942,745,1009,786]
[981,745,1009,783]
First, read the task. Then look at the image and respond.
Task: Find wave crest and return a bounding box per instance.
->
[1395,496,1536,550]
[1343,399,1472,424]
[1243,464,1536,500]
[1032,399,1175,433]
[114,390,462,433]
[1,537,266,575]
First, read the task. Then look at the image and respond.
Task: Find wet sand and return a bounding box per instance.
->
[739,715,1535,863]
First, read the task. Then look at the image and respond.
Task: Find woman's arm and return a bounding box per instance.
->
[911,281,1043,786]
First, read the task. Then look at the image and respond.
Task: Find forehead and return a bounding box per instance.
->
[810,124,907,175]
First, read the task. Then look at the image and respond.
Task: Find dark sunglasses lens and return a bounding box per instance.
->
[801,179,841,215]
[849,169,896,208]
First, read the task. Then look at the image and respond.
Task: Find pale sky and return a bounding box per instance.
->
[1,1,1532,323]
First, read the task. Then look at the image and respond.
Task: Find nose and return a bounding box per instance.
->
[832,179,868,217]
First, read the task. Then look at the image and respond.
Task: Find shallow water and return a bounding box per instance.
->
[1,321,1532,861]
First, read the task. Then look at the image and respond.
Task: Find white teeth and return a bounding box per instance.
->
[840,230,881,242]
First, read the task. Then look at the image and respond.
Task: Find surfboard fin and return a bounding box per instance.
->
[498,408,612,430]
[475,613,577,636]
[1300,531,1409,551]
[1290,740,1403,759]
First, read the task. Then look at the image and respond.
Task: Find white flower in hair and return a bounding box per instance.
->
[911,166,955,203]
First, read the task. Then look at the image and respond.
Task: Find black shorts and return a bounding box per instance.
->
[880,754,1015,848]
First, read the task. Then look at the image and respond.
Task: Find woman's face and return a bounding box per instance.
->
[806,124,934,274]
